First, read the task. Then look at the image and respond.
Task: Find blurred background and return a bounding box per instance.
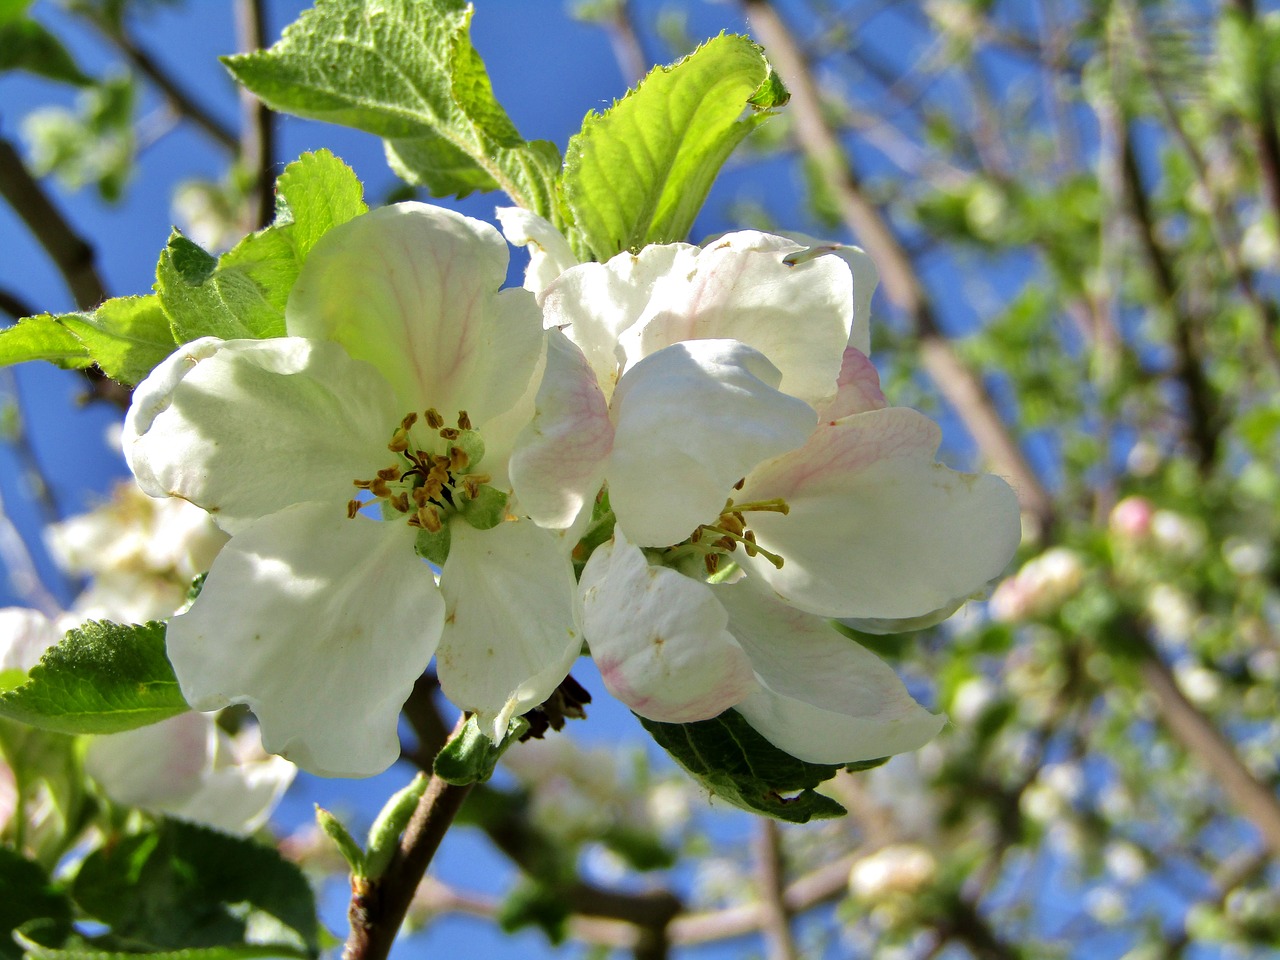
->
[3,0,1280,957]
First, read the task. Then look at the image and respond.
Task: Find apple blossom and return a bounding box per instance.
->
[124,202,587,777]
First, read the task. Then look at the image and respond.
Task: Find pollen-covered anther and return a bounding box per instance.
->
[369,477,392,499]
[439,427,460,441]
[389,492,411,513]
[376,465,402,481]
[457,410,472,430]
[346,499,362,519]
[388,429,409,453]
[412,504,442,532]
[449,446,470,472]
[425,408,444,429]
[719,512,745,537]
[704,553,720,575]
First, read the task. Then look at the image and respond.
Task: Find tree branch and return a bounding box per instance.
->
[343,736,474,960]
[744,0,1056,536]
[235,0,277,230]
[754,819,798,960]
[0,137,106,311]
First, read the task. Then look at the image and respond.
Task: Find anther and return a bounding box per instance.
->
[449,446,470,472]
[369,477,391,498]
[425,408,444,429]
[418,505,442,532]
[457,411,472,430]
[401,412,419,430]
[389,492,411,513]
[439,427,460,441]
[346,499,362,519]
[388,429,409,453]
[377,465,402,481]
[462,477,481,500]
[704,553,720,575]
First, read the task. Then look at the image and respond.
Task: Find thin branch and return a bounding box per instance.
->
[86,14,238,152]
[0,287,38,322]
[0,137,106,311]
[1133,625,1280,859]
[601,0,649,87]
[1224,0,1280,229]
[343,727,474,960]
[744,0,1056,536]
[753,820,798,960]
[235,0,277,231]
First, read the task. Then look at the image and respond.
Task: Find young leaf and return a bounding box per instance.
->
[0,315,92,371]
[0,17,91,86]
[156,232,284,344]
[0,621,189,735]
[223,0,561,219]
[563,33,789,260]
[0,847,72,960]
[55,295,179,385]
[72,819,319,954]
[638,709,849,823]
[13,937,312,960]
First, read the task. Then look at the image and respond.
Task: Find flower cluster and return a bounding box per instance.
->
[123,201,1020,778]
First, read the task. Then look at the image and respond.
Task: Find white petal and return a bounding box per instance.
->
[171,728,296,835]
[85,711,214,807]
[495,207,580,295]
[509,330,613,529]
[719,582,945,764]
[287,202,544,425]
[739,408,1021,619]
[124,337,399,534]
[814,347,887,421]
[608,340,816,547]
[617,231,854,407]
[436,521,581,741]
[580,532,757,723]
[541,244,695,398]
[167,502,442,778]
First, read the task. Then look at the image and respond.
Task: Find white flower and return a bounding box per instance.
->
[848,844,937,900]
[528,229,1019,622]
[85,713,295,835]
[988,547,1085,623]
[124,203,588,777]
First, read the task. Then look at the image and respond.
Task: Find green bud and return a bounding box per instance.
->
[364,773,430,878]
[434,714,529,786]
[316,805,365,877]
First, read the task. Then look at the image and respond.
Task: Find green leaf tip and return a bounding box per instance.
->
[563,32,789,260]
[638,709,849,823]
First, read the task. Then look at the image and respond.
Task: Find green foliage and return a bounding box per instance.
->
[362,773,428,878]
[0,621,188,735]
[0,316,93,372]
[0,847,72,958]
[0,720,87,869]
[72,819,318,954]
[434,714,528,786]
[0,15,91,86]
[314,806,365,877]
[638,709,848,823]
[223,0,561,219]
[53,296,179,386]
[23,75,135,201]
[496,879,570,944]
[156,150,366,345]
[563,33,788,260]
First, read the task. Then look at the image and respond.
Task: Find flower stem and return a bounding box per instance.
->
[342,728,474,960]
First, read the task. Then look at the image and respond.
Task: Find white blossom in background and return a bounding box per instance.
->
[504,211,1019,767]
[988,547,1086,623]
[848,844,937,901]
[46,481,228,623]
[125,203,595,777]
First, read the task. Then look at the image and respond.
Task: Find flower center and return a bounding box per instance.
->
[348,408,493,532]
[656,484,790,578]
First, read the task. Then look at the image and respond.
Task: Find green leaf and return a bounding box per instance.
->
[156,150,367,344]
[0,18,92,86]
[0,316,92,371]
[72,820,319,953]
[638,709,848,823]
[55,296,178,385]
[563,33,788,260]
[13,935,311,960]
[0,719,86,870]
[0,848,72,960]
[433,714,528,786]
[496,879,569,944]
[223,0,561,218]
[156,233,283,343]
[314,806,364,877]
[362,773,428,878]
[0,621,188,735]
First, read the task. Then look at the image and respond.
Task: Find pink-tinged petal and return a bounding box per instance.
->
[167,502,442,778]
[814,348,888,421]
[618,231,854,407]
[541,244,695,398]
[287,202,543,425]
[123,337,399,534]
[495,207,580,295]
[436,521,581,742]
[85,711,213,807]
[580,532,757,723]
[608,340,816,547]
[718,582,945,764]
[509,331,613,529]
[834,244,877,356]
[738,407,1021,619]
